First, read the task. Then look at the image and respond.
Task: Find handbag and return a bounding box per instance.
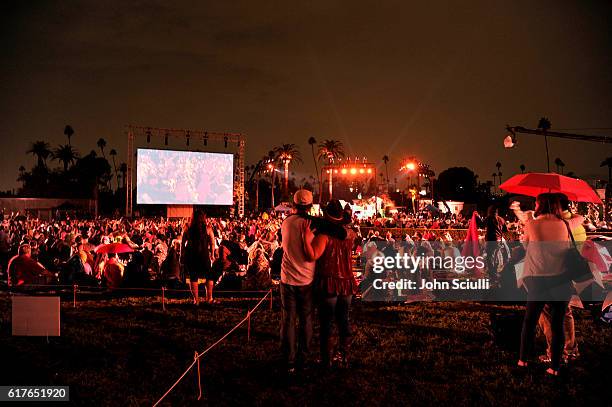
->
[561,219,592,283]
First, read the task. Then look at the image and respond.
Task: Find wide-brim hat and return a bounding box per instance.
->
[323,200,344,223]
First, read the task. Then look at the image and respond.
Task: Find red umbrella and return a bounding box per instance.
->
[499,173,602,204]
[95,243,135,254]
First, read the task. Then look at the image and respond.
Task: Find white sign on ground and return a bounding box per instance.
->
[12,296,60,336]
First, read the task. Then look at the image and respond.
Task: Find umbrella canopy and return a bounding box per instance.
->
[499,173,602,204]
[95,243,135,254]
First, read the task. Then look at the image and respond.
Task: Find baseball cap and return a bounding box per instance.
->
[293,189,313,206]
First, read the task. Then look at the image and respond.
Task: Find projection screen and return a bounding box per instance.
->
[136,148,234,205]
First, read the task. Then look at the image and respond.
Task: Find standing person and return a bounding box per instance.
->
[182,210,216,305]
[302,200,357,367]
[483,205,507,281]
[280,189,316,374]
[517,193,583,376]
[538,193,584,363]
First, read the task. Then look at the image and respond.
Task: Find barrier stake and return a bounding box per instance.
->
[73,284,78,308]
[194,351,202,400]
[162,287,166,311]
[247,311,251,343]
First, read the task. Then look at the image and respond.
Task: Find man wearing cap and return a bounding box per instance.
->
[280,189,315,373]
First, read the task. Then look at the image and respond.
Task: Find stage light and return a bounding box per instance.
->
[164,133,169,146]
[224,136,228,148]
[334,169,338,174]
[367,168,372,174]
[350,168,357,174]
[503,134,515,148]
[203,132,208,146]
[341,168,347,174]
[405,162,416,171]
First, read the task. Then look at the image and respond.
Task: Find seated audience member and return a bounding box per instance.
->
[215,244,241,290]
[244,248,271,290]
[103,253,124,288]
[8,244,53,286]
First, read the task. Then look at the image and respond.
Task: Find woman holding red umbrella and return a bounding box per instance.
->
[517,193,583,376]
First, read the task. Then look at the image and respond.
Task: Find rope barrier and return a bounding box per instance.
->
[152,289,272,407]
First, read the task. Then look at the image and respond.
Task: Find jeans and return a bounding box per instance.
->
[319,294,353,362]
[280,283,313,366]
[520,301,569,370]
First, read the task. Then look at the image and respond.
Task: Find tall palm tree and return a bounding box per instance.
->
[274,144,302,198]
[382,155,390,185]
[317,139,345,199]
[267,150,277,208]
[27,141,52,168]
[109,149,119,189]
[52,144,79,171]
[63,125,74,145]
[601,157,612,184]
[308,137,320,187]
[492,172,497,186]
[97,138,107,159]
[495,161,502,173]
[519,164,526,173]
[119,162,128,189]
[554,158,565,174]
[498,171,502,183]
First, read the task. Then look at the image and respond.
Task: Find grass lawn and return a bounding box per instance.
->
[0,291,609,406]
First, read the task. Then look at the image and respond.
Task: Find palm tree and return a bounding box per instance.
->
[317,139,345,199]
[274,144,302,198]
[519,164,526,174]
[382,155,390,186]
[63,125,74,145]
[52,144,79,171]
[119,162,128,189]
[27,141,52,168]
[97,138,107,159]
[492,172,497,186]
[600,157,612,184]
[308,137,320,187]
[495,161,502,173]
[498,171,502,183]
[554,158,565,174]
[109,149,118,189]
[317,139,345,163]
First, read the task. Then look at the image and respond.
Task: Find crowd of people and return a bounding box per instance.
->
[1,191,610,377]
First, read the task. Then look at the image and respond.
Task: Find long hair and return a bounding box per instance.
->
[534,193,563,218]
[188,210,207,241]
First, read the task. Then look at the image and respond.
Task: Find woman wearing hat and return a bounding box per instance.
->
[302,200,357,367]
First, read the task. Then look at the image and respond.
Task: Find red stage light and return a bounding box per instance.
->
[341,168,347,174]
[350,168,357,174]
[367,168,372,174]
[359,168,365,174]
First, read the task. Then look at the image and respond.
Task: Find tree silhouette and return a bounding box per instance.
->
[308,137,320,186]
[119,162,128,189]
[382,155,390,185]
[274,144,302,198]
[554,158,565,174]
[317,139,345,163]
[492,172,497,185]
[520,164,526,173]
[109,149,119,189]
[63,125,74,145]
[27,141,52,168]
[97,138,107,159]
[53,144,79,171]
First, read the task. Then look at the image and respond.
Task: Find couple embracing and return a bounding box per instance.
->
[279,189,357,373]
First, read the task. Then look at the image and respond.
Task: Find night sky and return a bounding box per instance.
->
[1,1,611,191]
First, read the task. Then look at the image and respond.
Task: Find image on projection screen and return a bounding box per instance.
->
[136,149,234,205]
